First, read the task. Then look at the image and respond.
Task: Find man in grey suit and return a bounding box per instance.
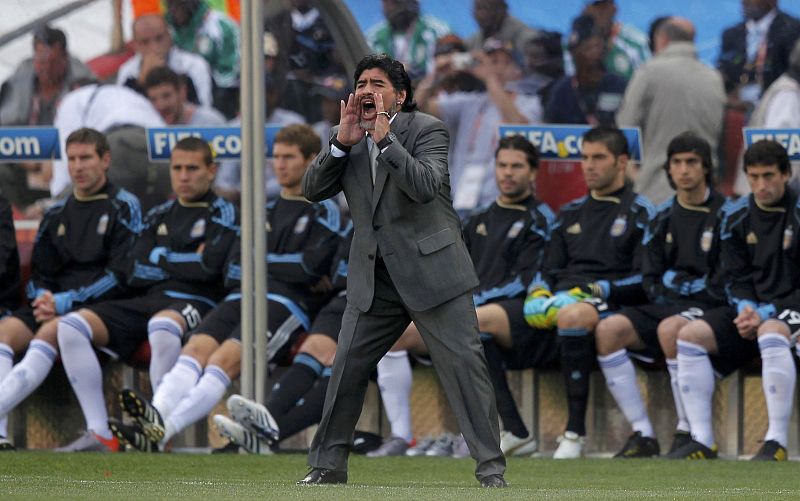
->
[299,54,506,488]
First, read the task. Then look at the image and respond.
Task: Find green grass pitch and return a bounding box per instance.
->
[2,452,799,500]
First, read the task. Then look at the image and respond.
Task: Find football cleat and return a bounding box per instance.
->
[500,430,539,456]
[751,440,787,461]
[54,430,120,452]
[118,388,165,443]
[226,394,280,443]
[109,418,159,452]
[665,439,718,459]
[553,431,585,459]
[614,431,660,458]
[213,415,272,455]
[0,437,16,451]
[667,430,692,455]
[424,433,454,457]
[405,436,435,456]
[366,436,410,457]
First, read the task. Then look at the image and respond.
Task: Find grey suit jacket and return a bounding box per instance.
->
[302,111,479,312]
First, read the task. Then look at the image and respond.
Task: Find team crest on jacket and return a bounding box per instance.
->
[746,232,758,245]
[507,220,524,239]
[665,232,673,244]
[566,222,581,234]
[157,223,168,236]
[700,228,713,252]
[610,215,627,237]
[190,218,206,238]
[294,215,309,234]
[97,214,109,235]
[784,226,793,250]
[476,223,488,236]
[57,223,66,236]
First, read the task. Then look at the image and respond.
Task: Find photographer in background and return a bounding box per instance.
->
[416,37,541,213]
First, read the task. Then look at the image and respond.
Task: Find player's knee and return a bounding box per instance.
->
[557,303,596,331]
[757,319,791,339]
[299,334,336,366]
[0,318,33,352]
[34,319,59,348]
[208,340,241,378]
[181,334,219,366]
[657,316,685,355]
[594,316,627,355]
[677,320,713,348]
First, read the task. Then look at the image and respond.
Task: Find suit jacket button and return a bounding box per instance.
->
[368,254,375,260]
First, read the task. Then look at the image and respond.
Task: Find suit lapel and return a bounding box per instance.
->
[371,112,411,216]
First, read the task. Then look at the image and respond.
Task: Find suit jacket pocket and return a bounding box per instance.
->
[417,228,455,255]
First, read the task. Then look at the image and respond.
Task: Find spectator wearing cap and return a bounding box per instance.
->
[165,0,240,118]
[466,0,540,56]
[310,75,349,151]
[578,0,650,79]
[143,67,225,126]
[418,37,541,212]
[116,14,213,108]
[545,15,627,127]
[616,17,725,205]
[366,0,450,82]
[0,25,94,126]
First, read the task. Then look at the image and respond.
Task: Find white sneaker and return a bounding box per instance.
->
[226,394,280,443]
[553,431,585,459]
[213,415,273,455]
[500,430,539,456]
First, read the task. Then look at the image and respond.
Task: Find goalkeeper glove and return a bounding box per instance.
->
[569,280,610,300]
[524,288,553,329]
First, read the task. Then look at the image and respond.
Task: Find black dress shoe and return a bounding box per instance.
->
[480,474,508,488]
[296,468,348,485]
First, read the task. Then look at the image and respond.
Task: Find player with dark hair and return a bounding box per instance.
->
[54,136,238,452]
[523,126,654,458]
[593,132,727,458]
[109,124,341,452]
[670,140,800,461]
[0,128,140,451]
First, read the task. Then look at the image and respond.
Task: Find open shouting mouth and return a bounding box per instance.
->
[361,95,377,121]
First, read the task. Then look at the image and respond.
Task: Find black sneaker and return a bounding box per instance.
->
[211,441,241,454]
[0,437,15,451]
[614,431,660,458]
[667,431,692,455]
[118,388,165,443]
[665,439,718,459]
[109,418,159,453]
[751,440,787,461]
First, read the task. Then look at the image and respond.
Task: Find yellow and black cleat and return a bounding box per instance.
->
[665,439,718,459]
[751,440,787,461]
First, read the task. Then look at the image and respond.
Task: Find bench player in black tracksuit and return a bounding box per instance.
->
[0,128,140,450]
[110,125,342,452]
[55,137,238,452]
[593,133,727,458]
[671,140,800,461]
[523,127,654,459]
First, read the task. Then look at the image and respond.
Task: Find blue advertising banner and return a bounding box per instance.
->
[146,125,283,161]
[498,124,643,162]
[743,128,800,161]
[0,127,60,162]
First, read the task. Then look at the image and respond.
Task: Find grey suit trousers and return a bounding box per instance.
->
[307,259,505,481]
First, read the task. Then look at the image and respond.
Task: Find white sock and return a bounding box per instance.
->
[677,340,715,448]
[759,334,796,447]
[666,358,690,432]
[147,317,184,393]
[377,350,413,442]
[0,340,57,421]
[0,343,13,438]
[162,365,230,444]
[152,355,203,420]
[598,349,654,438]
[57,313,112,440]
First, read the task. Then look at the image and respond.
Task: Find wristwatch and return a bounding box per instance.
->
[376,132,396,150]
